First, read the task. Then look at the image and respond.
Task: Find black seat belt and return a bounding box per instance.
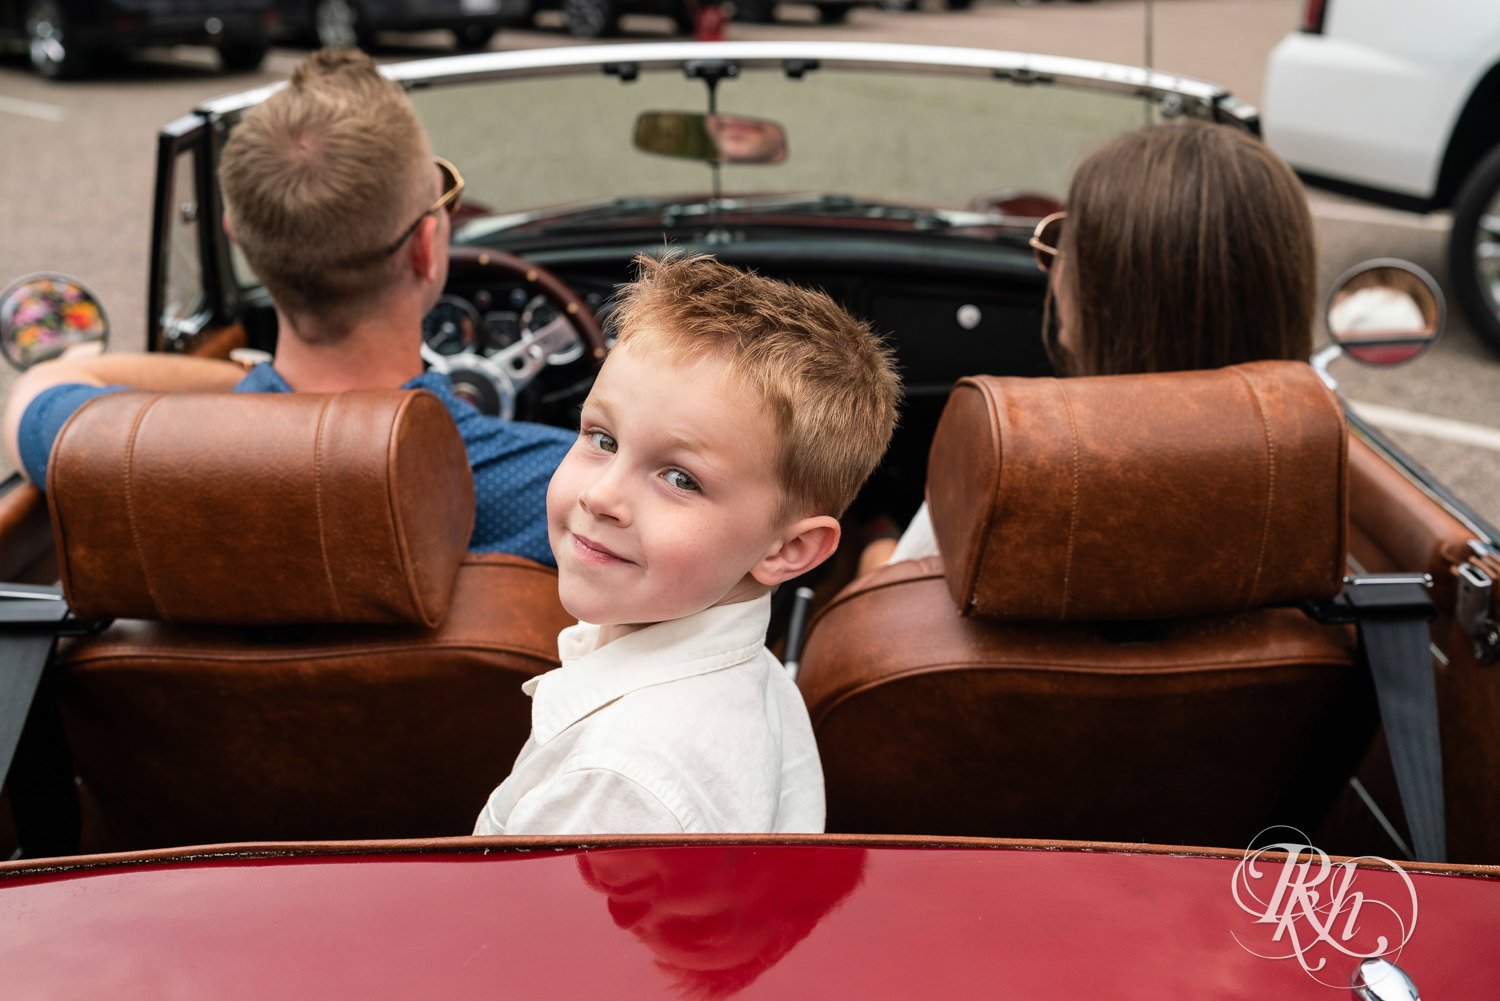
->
[1309,574,1443,863]
[1,584,91,858]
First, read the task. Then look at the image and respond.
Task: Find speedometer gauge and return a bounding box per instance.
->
[521,294,583,365]
[422,295,480,356]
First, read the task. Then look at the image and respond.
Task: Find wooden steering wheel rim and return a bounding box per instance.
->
[445,246,608,369]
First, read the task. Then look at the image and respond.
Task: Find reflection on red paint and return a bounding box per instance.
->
[578,846,865,997]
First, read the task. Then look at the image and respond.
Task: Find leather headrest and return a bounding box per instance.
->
[926,361,1347,621]
[49,389,476,627]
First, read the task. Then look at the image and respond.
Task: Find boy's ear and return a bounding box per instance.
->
[750,515,841,588]
[222,211,237,245]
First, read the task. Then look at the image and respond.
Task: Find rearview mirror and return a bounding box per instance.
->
[0,275,109,371]
[1325,259,1443,367]
[634,112,788,165]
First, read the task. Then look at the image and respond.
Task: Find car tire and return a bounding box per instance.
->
[1448,142,1500,356]
[562,0,619,37]
[818,2,854,22]
[219,39,268,72]
[879,0,916,9]
[25,0,91,79]
[733,0,774,22]
[945,0,972,8]
[315,0,368,49]
[452,23,496,49]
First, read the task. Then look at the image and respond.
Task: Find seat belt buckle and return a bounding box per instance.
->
[0,585,107,635]
[1338,574,1436,620]
[0,586,69,628]
[1301,574,1435,625]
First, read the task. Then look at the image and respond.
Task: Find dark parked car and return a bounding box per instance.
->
[519,0,691,39]
[275,0,522,51]
[730,0,873,24]
[0,0,275,77]
[526,0,869,39]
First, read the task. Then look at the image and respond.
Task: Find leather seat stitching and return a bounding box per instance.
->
[313,396,343,619]
[1234,368,1275,608]
[124,394,167,619]
[387,395,423,625]
[1058,381,1080,620]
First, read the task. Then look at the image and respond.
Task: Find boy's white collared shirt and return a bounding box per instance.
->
[473,595,825,835]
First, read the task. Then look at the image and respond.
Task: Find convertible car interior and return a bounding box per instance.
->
[1,43,1497,875]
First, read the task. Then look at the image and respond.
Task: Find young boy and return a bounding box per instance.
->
[473,253,900,835]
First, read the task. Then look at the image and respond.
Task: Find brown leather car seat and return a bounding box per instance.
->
[45,389,573,852]
[797,361,1377,848]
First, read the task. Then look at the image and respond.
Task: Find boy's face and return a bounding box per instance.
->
[546,337,793,635]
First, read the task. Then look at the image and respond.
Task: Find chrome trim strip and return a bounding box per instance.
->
[195,42,1240,119]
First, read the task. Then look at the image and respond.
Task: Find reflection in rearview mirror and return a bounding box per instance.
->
[1326,260,1443,368]
[634,112,788,166]
[0,275,109,372]
[1332,258,1446,367]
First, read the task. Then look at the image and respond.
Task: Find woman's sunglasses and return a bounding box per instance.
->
[380,156,466,257]
[1028,210,1066,273]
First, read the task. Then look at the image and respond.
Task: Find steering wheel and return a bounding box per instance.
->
[422,247,608,419]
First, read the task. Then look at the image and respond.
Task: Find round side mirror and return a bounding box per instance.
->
[0,275,109,371]
[1326,259,1443,367]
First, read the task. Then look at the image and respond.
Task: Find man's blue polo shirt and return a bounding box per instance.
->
[17,363,574,565]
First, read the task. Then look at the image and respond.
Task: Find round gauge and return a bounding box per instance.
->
[521,294,584,365]
[422,295,480,356]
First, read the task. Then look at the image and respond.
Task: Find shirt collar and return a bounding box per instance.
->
[232,361,293,393]
[231,364,456,402]
[403,370,480,425]
[525,595,773,746]
[233,363,474,423]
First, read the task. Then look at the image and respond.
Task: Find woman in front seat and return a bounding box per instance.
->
[874,119,1318,567]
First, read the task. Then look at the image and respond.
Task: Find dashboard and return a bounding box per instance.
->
[425,235,1055,523]
[421,283,617,366]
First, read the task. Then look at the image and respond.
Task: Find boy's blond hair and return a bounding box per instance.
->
[610,253,900,520]
[218,49,432,341]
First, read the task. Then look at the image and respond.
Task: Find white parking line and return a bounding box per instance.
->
[0,95,65,122]
[1347,399,1500,453]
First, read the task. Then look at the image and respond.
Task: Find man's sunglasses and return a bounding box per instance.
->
[1028,210,1066,272]
[380,156,465,257]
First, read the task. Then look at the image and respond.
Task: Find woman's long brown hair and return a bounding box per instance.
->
[1052,120,1316,377]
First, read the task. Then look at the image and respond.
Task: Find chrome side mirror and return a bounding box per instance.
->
[1311,259,1443,389]
[1326,259,1444,367]
[0,275,109,371]
[1352,957,1420,1001]
[634,112,788,165]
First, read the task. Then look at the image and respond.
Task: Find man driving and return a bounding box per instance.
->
[3,49,573,565]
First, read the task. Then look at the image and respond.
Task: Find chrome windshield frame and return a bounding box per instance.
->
[194,41,1257,131]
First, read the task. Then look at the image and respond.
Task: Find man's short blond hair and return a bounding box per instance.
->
[218,49,432,341]
[610,253,901,521]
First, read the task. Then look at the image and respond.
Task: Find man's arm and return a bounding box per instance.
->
[4,352,246,482]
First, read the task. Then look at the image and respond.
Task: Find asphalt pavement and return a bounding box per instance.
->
[1,0,1496,527]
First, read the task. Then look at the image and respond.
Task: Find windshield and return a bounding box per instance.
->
[220,49,1210,290]
[408,64,1156,231]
